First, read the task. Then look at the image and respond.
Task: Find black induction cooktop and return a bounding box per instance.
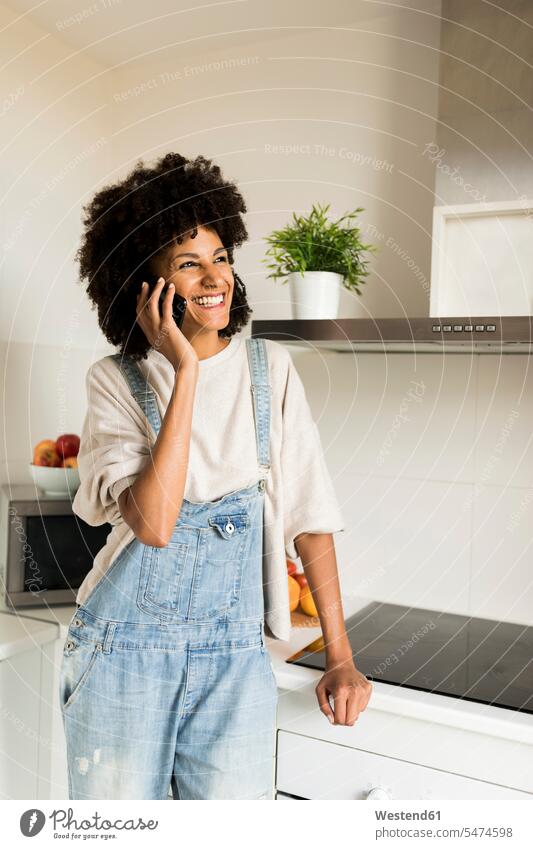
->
[286,601,533,715]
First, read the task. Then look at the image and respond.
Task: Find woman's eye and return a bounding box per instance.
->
[179,256,227,269]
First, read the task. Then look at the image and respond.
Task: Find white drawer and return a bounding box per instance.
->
[276,731,532,800]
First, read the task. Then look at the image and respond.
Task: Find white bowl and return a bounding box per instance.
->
[29,463,80,496]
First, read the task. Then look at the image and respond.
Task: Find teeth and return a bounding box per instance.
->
[192,294,224,305]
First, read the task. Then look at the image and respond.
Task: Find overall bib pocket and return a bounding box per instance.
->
[137,509,250,621]
[60,637,101,713]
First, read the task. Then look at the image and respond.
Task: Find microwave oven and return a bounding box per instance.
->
[0,484,112,609]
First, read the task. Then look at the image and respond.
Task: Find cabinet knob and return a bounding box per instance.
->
[366,786,391,800]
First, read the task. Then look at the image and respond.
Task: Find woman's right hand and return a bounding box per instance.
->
[136,278,198,372]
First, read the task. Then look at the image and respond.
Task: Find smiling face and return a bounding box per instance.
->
[152,225,234,341]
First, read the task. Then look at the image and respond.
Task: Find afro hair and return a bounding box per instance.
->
[76,151,252,360]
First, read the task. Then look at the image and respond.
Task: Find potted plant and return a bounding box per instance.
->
[263,202,376,319]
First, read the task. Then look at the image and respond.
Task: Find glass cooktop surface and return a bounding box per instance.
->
[286,602,533,714]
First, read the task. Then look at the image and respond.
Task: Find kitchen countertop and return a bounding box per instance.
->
[265,593,533,747]
[0,599,76,660]
[3,595,533,746]
[0,611,60,661]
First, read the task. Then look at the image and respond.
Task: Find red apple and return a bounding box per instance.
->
[293,572,308,590]
[286,559,298,576]
[55,433,80,460]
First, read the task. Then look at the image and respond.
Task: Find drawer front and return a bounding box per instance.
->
[276,731,532,800]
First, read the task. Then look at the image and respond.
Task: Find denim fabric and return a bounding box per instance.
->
[60,338,278,800]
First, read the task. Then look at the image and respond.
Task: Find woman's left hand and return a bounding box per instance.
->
[315,657,373,726]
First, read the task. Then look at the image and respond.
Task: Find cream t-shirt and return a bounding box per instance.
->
[72,334,344,640]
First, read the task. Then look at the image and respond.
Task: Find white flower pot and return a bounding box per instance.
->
[288,271,344,319]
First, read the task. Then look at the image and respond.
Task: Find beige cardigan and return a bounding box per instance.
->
[72,335,344,640]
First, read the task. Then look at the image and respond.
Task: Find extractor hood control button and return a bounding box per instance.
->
[442,325,452,332]
[453,325,463,331]
[475,325,485,331]
[486,324,496,331]
[464,325,473,331]
[432,325,441,332]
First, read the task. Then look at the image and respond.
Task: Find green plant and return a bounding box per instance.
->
[263,202,376,294]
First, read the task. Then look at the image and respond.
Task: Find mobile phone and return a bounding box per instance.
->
[146,276,187,329]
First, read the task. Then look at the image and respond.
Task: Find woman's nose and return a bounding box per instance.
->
[201,268,228,287]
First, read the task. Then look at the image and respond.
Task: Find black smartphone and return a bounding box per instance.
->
[146,276,187,329]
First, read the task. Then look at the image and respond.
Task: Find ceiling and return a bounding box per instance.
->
[3,0,399,67]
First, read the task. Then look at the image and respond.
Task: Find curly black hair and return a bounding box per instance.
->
[76,152,252,361]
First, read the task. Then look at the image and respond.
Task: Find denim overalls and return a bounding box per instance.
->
[59,337,278,800]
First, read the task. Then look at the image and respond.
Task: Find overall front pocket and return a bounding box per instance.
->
[137,529,196,619]
[143,540,190,611]
[189,511,249,619]
[60,638,101,713]
[137,511,250,621]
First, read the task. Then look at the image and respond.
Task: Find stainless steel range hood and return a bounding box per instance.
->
[251,316,533,354]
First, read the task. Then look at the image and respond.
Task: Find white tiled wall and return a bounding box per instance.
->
[294,348,533,627]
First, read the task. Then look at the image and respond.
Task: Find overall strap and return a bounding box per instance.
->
[245,337,271,477]
[111,341,271,476]
[109,353,162,438]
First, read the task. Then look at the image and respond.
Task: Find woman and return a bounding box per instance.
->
[60,152,372,800]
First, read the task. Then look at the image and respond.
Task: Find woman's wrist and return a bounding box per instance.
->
[174,359,199,380]
[324,633,354,666]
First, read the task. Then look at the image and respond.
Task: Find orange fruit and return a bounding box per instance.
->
[299,585,318,617]
[288,575,300,612]
[61,456,78,468]
[33,439,60,467]
[293,572,308,590]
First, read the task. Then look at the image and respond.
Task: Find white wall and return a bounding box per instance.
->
[109,9,442,321]
[0,3,114,484]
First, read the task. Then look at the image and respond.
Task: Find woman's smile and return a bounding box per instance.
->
[189,292,226,310]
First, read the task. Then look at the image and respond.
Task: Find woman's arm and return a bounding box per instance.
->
[118,363,198,547]
[294,532,373,726]
[118,277,200,547]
